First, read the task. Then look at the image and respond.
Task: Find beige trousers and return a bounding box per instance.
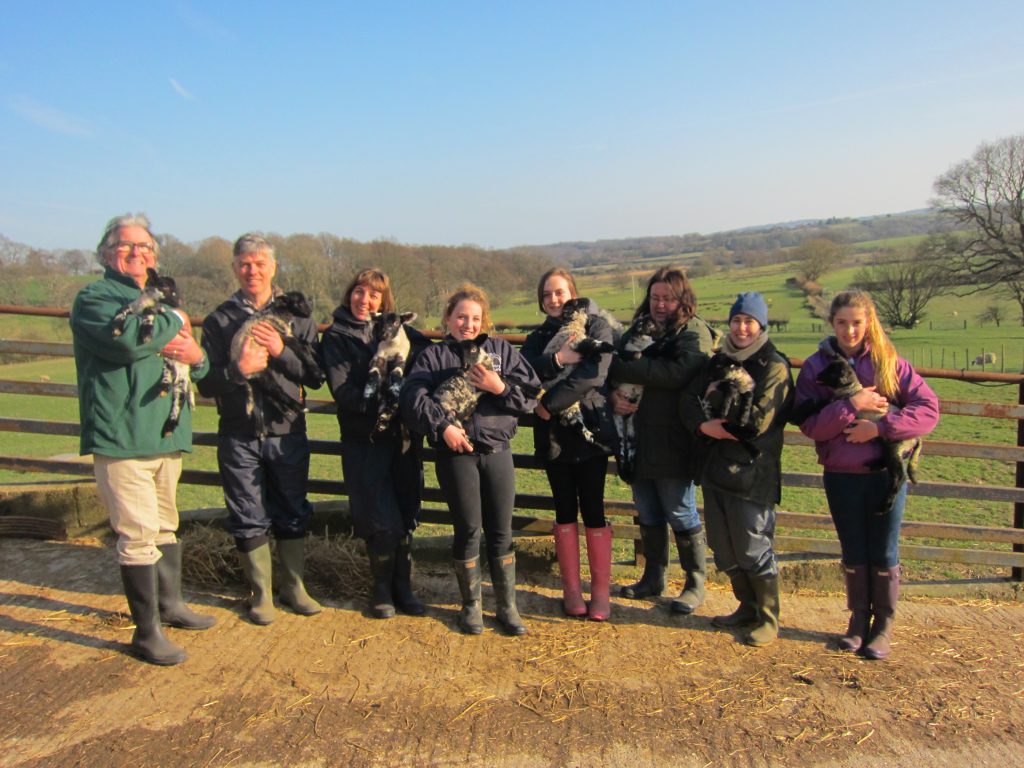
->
[93,453,182,566]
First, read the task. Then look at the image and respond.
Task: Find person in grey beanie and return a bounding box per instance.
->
[679,292,793,646]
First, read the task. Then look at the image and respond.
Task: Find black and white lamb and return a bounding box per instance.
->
[700,355,759,458]
[611,314,660,483]
[110,267,193,437]
[363,310,417,434]
[814,353,922,514]
[431,334,494,451]
[539,298,615,460]
[230,291,325,432]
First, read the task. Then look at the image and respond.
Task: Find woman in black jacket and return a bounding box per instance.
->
[401,283,540,636]
[521,269,617,621]
[320,269,430,620]
[608,267,715,614]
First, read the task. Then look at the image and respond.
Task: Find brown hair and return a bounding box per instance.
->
[341,268,396,314]
[535,268,578,312]
[828,290,898,399]
[443,282,493,334]
[634,267,696,328]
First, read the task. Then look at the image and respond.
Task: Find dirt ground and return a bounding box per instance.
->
[1,536,1023,768]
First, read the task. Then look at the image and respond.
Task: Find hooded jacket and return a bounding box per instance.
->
[795,338,939,473]
[609,315,716,481]
[400,335,540,454]
[319,303,430,442]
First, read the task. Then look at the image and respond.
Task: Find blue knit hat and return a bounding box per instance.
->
[729,292,768,329]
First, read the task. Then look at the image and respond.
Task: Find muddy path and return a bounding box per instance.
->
[1,538,1022,768]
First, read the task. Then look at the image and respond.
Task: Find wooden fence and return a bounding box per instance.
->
[2,304,1023,581]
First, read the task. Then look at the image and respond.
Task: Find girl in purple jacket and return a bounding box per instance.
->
[795,291,939,660]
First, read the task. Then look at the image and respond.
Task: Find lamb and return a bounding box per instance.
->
[230,291,325,433]
[611,314,660,483]
[362,310,417,434]
[700,355,759,458]
[539,298,615,460]
[431,334,494,451]
[109,268,193,438]
[814,355,922,514]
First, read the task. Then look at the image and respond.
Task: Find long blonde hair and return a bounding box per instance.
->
[828,290,898,399]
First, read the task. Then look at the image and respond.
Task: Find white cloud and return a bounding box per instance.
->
[9,97,93,136]
[169,78,194,100]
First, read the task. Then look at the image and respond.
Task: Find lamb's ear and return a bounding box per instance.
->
[400,311,417,324]
[820,337,839,358]
[370,312,383,321]
[146,267,159,285]
[474,333,489,344]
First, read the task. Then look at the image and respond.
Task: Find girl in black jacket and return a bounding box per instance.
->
[521,269,617,621]
[401,284,539,636]
[320,269,430,620]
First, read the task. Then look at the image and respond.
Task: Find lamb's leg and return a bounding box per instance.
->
[363,364,383,402]
[255,376,305,418]
[879,445,909,515]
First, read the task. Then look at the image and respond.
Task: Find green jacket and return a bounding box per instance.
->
[70,268,209,458]
[610,316,716,481]
[679,339,794,505]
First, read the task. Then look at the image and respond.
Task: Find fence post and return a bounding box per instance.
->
[1016,381,1024,582]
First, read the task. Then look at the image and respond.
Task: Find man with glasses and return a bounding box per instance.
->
[71,213,215,666]
[197,234,324,626]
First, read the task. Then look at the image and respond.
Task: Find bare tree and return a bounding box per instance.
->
[853,245,946,329]
[976,304,1006,327]
[932,133,1024,286]
[794,237,844,282]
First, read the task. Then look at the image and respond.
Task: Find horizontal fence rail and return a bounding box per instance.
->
[1,315,1023,577]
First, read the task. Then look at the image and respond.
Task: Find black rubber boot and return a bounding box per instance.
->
[453,557,483,635]
[238,543,277,625]
[393,534,426,616]
[490,552,527,636]
[620,524,668,599]
[368,547,397,619]
[155,543,216,630]
[120,564,187,666]
[744,575,780,647]
[671,528,707,614]
[277,537,322,616]
[862,566,900,660]
[838,564,871,652]
[712,570,759,628]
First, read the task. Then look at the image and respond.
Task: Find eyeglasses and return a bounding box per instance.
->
[112,240,155,256]
[649,296,679,306]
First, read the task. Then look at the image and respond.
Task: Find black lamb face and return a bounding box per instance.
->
[145,268,182,308]
[559,298,590,322]
[274,292,313,318]
[454,334,489,370]
[370,311,417,343]
[632,314,659,338]
[816,358,858,392]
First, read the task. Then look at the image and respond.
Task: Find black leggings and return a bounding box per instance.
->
[435,449,515,561]
[544,455,608,528]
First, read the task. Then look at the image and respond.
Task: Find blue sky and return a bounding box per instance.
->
[2,1,1022,251]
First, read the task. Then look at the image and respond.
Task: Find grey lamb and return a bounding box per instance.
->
[229,291,324,434]
[611,314,660,483]
[539,298,615,460]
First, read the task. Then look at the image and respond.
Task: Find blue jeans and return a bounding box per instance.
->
[631,478,700,533]
[823,471,907,568]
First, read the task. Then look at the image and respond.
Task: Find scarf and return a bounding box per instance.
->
[720,330,770,363]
